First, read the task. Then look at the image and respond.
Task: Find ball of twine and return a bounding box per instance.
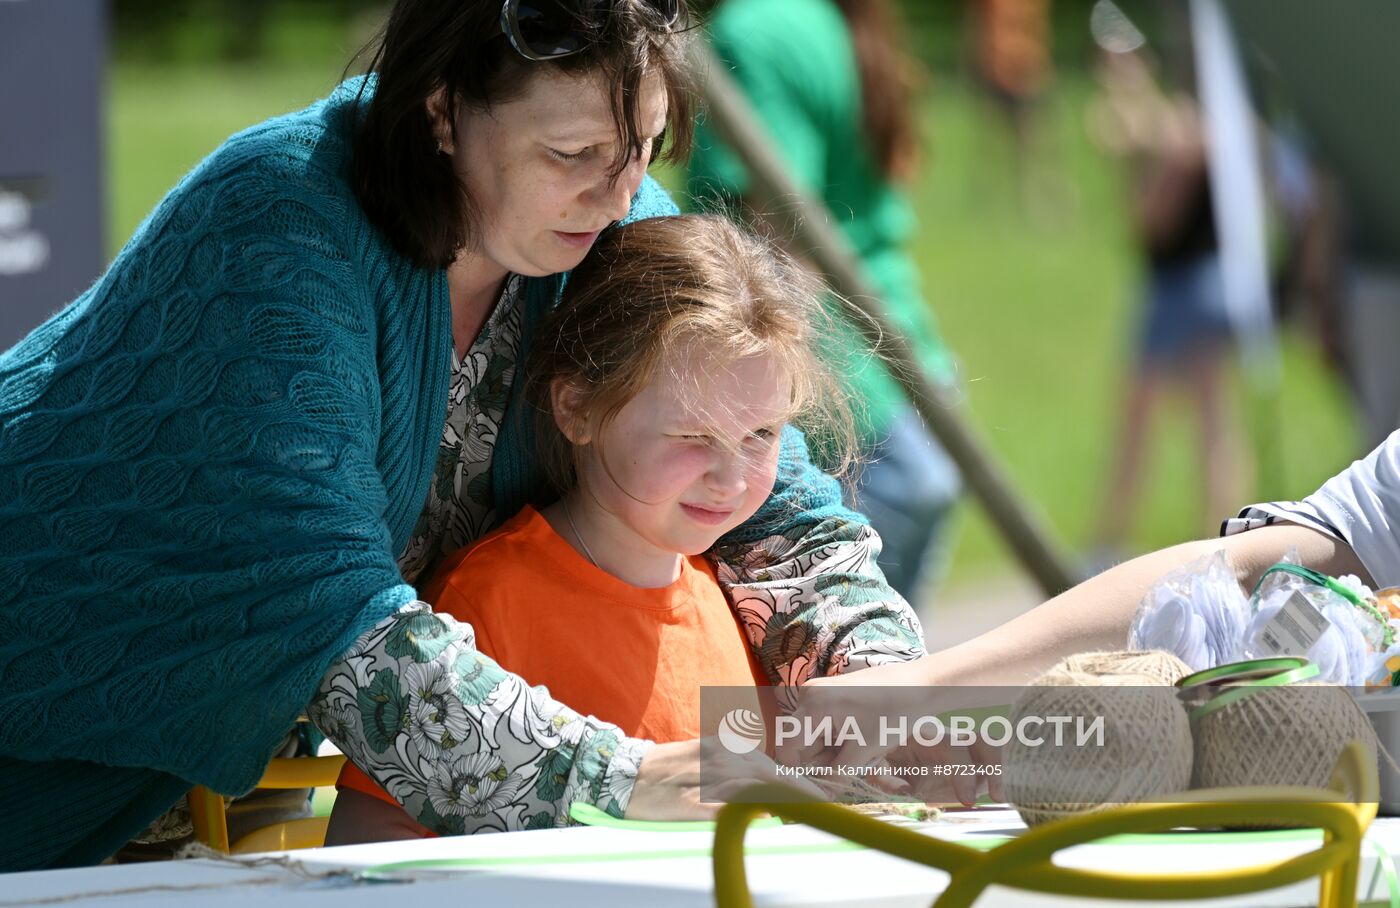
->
[1005,652,1194,827]
[1042,650,1194,687]
[1191,681,1379,811]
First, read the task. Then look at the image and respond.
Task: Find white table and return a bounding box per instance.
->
[8,808,1400,907]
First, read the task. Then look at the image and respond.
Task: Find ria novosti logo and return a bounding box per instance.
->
[717,708,765,754]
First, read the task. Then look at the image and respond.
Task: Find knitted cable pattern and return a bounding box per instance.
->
[0,80,440,794]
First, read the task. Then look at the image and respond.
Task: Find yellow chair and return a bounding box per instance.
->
[188,751,346,854]
[714,739,1378,908]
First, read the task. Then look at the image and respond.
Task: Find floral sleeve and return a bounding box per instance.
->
[308,601,648,834]
[712,427,927,687]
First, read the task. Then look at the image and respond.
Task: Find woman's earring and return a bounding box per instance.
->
[436,139,444,155]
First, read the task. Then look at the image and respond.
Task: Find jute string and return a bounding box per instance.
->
[1192,681,1381,789]
[1005,651,1194,827]
[1051,649,1194,686]
[1005,649,1397,829]
[0,844,373,906]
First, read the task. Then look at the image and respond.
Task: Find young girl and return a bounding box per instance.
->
[329,213,856,841]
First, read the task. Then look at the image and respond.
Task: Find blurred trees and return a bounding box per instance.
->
[112,0,386,61]
[112,0,1121,67]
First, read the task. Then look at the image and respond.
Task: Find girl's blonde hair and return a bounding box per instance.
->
[525,214,857,492]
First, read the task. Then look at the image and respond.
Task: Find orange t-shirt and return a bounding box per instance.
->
[337,504,764,806]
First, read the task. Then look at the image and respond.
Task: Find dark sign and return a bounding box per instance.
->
[0,0,106,349]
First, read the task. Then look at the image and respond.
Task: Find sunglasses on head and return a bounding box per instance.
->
[497,0,682,62]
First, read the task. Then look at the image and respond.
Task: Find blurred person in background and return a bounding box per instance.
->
[1224,0,1400,456]
[687,0,962,606]
[1280,148,1400,455]
[1084,39,1251,566]
[967,0,1058,218]
[1335,203,1400,451]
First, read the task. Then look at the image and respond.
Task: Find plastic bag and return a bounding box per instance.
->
[1129,550,1250,672]
[1240,556,1389,685]
[1368,588,1400,689]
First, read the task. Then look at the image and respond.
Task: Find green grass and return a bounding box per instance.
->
[108,54,1362,591]
[108,61,347,248]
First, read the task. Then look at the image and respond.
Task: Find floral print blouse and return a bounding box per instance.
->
[396,274,523,588]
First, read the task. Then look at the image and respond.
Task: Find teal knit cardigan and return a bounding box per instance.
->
[0,77,686,869]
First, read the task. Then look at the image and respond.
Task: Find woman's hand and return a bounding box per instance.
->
[624,738,825,821]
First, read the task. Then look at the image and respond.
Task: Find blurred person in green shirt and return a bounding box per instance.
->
[687,0,960,602]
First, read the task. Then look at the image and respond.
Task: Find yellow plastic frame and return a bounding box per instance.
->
[714,740,1378,908]
[187,752,346,855]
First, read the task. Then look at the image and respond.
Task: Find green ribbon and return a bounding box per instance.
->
[1181,658,1320,724]
[1366,837,1400,908]
[566,801,783,832]
[355,821,1325,882]
[1177,656,1312,689]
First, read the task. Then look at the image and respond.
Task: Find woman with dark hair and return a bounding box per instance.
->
[686,0,963,604]
[0,0,925,869]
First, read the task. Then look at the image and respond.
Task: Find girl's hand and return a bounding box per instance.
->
[786,657,939,766]
[785,658,1007,806]
[624,738,825,821]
